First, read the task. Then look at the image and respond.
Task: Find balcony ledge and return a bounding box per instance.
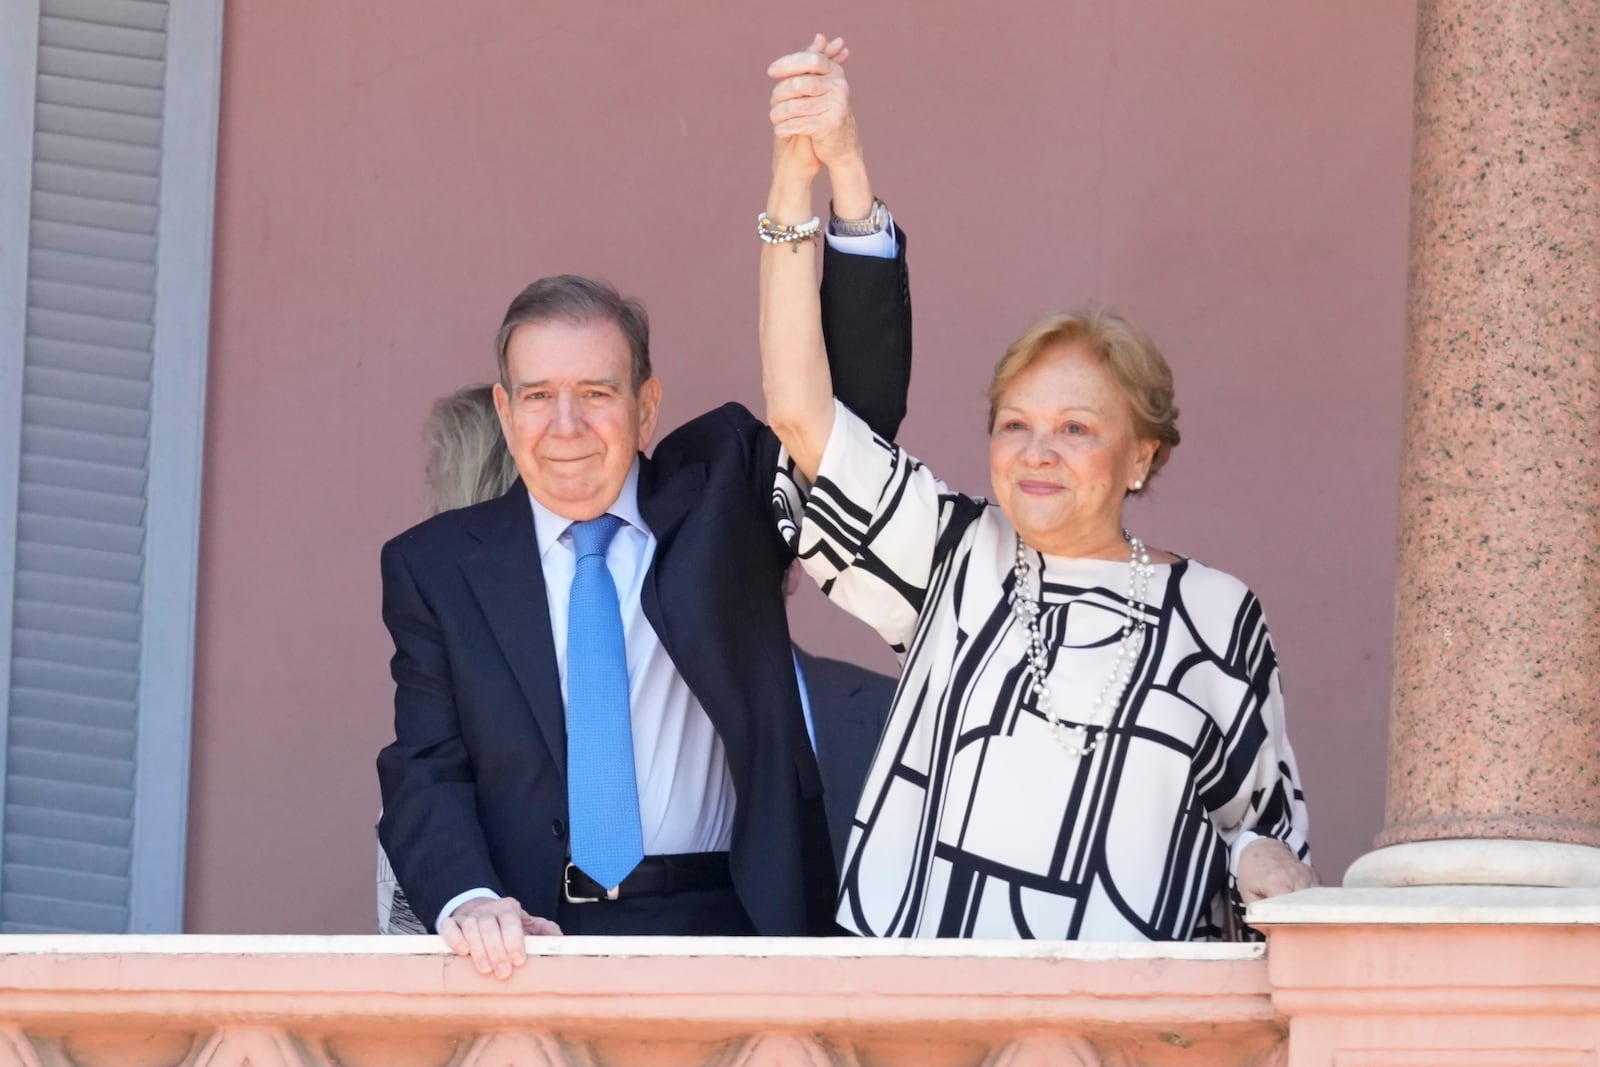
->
[8,899,1600,1067]
[0,935,1281,1066]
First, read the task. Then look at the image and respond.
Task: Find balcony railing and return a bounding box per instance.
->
[0,935,1278,1066]
[1,888,1597,1067]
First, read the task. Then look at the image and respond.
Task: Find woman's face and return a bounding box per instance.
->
[988,343,1158,558]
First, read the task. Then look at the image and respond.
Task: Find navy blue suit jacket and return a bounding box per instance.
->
[797,648,895,869]
[377,237,911,934]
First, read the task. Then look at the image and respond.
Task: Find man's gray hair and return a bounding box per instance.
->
[494,274,651,392]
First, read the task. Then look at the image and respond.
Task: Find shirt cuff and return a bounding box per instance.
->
[824,212,897,259]
[435,887,499,932]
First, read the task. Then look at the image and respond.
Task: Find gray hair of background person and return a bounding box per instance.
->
[423,384,519,514]
[492,274,652,394]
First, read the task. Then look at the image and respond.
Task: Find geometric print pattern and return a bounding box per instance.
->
[776,402,1310,940]
[376,844,427,934]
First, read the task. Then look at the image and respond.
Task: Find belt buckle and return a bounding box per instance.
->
[563,862,619,904]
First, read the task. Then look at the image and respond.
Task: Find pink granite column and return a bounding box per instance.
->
[1346,0,1600,887]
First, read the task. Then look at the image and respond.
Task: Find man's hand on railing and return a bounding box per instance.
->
[438,896,561,979]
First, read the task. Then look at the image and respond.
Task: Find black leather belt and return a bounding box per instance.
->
[562,851,733,904]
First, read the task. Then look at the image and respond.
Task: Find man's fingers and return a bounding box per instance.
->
[437,917,471,957]
[441,899,548,978]
[496,907,527,970]
[477,915,515,979]
[771,109,840,139]
[768,52,835,80]
[770,106,830,134]
[524,915,563,936]
[771,97,837,126]
[458,915,493,975]
[770,73,840,105]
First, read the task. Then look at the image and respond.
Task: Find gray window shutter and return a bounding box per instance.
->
[0,0,223,933]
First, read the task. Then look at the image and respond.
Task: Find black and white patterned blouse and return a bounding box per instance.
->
[776,401,1311,940]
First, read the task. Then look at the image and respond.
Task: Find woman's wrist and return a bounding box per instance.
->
[765,173,815,225]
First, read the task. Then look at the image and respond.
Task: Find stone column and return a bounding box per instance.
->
[1345,0,1600,887]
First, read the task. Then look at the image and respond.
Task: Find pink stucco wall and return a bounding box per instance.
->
[191,1,1416,932]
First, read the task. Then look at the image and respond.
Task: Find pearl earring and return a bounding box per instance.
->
[1131,479,1145,492]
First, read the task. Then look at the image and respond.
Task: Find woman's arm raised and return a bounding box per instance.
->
[761,37,864,479]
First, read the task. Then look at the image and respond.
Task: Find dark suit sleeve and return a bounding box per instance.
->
[376,537,502,930]
[821,226,911,441]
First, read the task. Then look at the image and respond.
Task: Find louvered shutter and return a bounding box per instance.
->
[0,0,223,933]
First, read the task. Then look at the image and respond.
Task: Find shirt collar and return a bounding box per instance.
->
[527,456,647,559]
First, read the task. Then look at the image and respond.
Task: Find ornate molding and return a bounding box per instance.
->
[709,1034,859,1067]
[981,1034,1105,1066]
[0,1028,43,1067]
[452,1031,591,1067]
[183,1028,331,1067]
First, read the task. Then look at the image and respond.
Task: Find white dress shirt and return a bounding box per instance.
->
[531,460,739,861]
[792,648,817,751]
[435,222,895,928]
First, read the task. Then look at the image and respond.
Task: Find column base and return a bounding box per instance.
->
[1343,838,1600,888]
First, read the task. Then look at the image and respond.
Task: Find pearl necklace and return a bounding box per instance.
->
[1009,532,1154,757]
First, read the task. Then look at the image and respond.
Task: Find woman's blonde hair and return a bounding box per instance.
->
[986,309,1181,486]
[423,384,518,515]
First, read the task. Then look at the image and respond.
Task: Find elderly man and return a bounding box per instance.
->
[377,37,908,977]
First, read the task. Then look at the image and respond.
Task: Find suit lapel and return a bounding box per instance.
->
[636,454,707,685]
[460,485,568,781]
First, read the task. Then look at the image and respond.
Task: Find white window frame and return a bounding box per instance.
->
[0,0,226,933]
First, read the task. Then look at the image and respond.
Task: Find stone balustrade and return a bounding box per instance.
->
[4,895,1600,1066]
[0,935,1280,1066]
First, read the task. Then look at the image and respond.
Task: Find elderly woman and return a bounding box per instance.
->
[761,45,1315,939]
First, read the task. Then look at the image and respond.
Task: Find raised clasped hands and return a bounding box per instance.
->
[768,34,863,188]
[438,895,561,980]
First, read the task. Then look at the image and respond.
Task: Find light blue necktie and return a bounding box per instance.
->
[565,514,644,890]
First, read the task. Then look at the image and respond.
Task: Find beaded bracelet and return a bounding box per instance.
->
[757,212,822,252]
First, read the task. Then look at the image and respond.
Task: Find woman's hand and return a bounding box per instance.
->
[1236,837,1319,903]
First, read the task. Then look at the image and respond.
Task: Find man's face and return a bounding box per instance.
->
[493,318,661,521]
